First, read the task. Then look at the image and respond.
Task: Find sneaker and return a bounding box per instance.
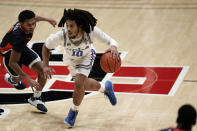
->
[104,80,117,105]
[0,108,4,114]
[28,96,48,112]
[64,108,78,128]
[4,73,26,90]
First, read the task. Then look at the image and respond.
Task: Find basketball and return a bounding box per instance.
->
[100,51,121,73]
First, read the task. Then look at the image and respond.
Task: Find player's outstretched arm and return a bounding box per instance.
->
[42,44,51,67]
[42,44,55,79]
[42,31,64,79]
[35,16,57,27]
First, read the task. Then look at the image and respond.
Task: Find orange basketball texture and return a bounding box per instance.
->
[100,52,121,73]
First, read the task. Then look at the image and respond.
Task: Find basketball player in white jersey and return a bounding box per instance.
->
[42,8,119,128]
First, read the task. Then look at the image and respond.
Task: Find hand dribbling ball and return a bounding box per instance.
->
[100,51,121,73]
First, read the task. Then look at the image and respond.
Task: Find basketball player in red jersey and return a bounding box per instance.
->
[160,104,197,131]
[42,8,119,128]
[0,10,56,113]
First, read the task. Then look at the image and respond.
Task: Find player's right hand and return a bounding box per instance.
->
[105,45,119,60]
[43,66,55,79]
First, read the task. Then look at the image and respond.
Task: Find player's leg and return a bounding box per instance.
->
[31,61,47,91]
[73,73,87,106]
[79,48,117,105]
[28,61,47,112]
[84,78,117,105]
[64,56,92,127]
[64,49,96,127]
[84,78,101,90]
[2,51,26,90]
[64,73,88,128]
[21,47,47,112]
[64,75,117,128]
[64,72,87,128]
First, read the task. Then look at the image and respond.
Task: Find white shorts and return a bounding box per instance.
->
[63,49,96,78]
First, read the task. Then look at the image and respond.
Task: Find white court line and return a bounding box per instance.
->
[168,66,189,96]
[111,76,146,84]
[121,65,188,67]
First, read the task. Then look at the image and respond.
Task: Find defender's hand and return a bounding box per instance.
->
[43,66,55,79]
[26,78,41,91]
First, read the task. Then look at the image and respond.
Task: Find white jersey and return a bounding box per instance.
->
[45,26,118,60]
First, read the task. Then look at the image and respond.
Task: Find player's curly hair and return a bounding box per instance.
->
[58,8,97,33]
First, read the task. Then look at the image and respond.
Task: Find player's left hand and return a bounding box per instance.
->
[105,45,119,59]
[47,19,57,27]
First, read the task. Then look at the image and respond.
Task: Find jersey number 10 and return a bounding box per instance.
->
[72,48,83,57]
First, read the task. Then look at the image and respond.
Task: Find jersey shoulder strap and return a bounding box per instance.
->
[62,29,67,47]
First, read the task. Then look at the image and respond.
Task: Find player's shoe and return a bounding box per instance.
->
[28,96,48,112]
[104,80,117,105]
[64,108,78,128]
[0,108,4,114]
[4,73,26,90]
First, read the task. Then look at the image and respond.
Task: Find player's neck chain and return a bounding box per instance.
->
[69,33,84,46]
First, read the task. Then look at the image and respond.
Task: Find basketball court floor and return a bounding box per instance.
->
[0,0,197,130]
